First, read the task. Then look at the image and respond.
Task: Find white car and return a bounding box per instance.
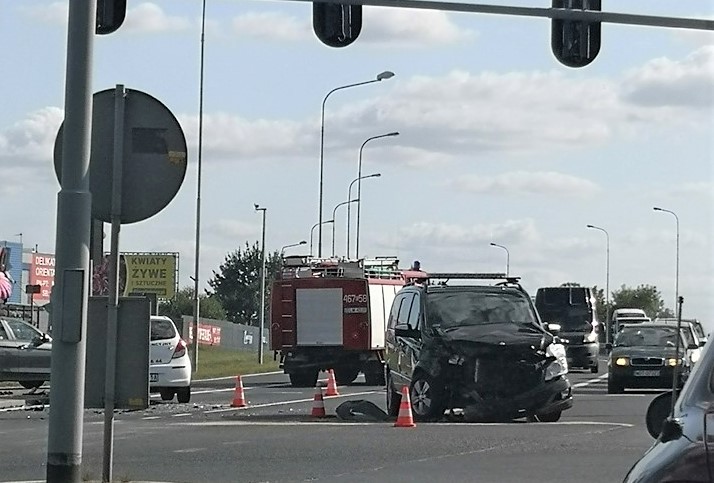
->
[150,315,191,403]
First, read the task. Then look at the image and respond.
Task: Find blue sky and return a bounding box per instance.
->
[1,1,712,328]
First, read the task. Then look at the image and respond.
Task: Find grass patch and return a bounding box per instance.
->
[193,345,280,379]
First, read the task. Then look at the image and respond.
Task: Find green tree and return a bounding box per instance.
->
[207,241,282,325]
[159,286,226,325]
[611,284,674,318]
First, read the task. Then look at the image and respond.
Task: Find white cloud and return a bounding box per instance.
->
[229,7,472,46]
[666,182,714,199]
[622,45,714,109]
[231,12,310,42]
[362,7,475,46]
[124,3,191,34]
[22,2,67,26]
[0,107,63,167]
[209,219,259,240]
[447,171,601,198]
[394,219,540,247]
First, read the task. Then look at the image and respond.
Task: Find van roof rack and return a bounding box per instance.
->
[425,272,514,281]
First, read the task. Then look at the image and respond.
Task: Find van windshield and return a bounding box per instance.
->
[426,290,538,329]
[538,306,593,331]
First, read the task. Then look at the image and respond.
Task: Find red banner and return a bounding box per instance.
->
[29,253,56,302]
[187,322,222,346]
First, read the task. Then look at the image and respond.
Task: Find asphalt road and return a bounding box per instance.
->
[0,359,662,483]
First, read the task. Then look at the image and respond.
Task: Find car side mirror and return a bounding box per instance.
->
[645,391,674,439]
[688,343,699,350]
[547,323,561,335]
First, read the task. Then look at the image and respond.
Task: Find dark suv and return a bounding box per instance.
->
[535,286,600,373]
[385,273,573,422]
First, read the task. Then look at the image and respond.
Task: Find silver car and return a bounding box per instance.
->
[0,317,52,389]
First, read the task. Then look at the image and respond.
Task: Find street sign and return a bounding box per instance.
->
[53,88,188,224]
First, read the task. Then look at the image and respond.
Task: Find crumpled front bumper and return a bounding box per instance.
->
[460,376,573,421]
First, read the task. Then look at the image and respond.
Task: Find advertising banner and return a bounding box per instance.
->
[92,252,177,299]
[29,253,56,302]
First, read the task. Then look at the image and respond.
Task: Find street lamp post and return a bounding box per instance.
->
[310,220,334,257]
[355,132,399,258]
[280,240,307,256]
[587,224,610,344]
[347,173,380,258]
[191,0,208,372]
[332,199,358,257]
[489,242,510,277]
[653,206,680,313]
[254,204,267,364]
[317,71,395,258]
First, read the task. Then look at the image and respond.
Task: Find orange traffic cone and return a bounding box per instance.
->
[311,385,326,417]
[325,369,340,397]
[394,386,416,427]
[231,375,247,407]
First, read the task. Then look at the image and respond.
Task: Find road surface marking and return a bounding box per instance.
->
[142,416,161,420]
[572,373,608,388]
[204,390,380,414]
[173,447,206,453]
[172,413,192,417]
[196,371,284,382]
[176,420,633,427]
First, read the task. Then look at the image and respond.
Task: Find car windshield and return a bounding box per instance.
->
[5,318,41,341]
[615,326,679,347]
[426,290,537,329]
[150,319,176,341]
[538,306,593,330]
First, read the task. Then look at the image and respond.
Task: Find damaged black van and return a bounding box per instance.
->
[385,273,573,422]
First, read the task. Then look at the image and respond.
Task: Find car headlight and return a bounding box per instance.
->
[667,358,683,366]
[584,331,598,343]
[615,357,629,366]
[690,350,700,364]
[545,342,568,381]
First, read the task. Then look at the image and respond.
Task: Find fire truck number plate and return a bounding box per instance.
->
[343,294,367,303]
[344,307,368,314]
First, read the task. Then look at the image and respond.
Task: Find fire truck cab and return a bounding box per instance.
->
[270,256,410,388]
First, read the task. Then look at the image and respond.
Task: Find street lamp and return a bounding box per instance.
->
[280,240,307,255]
[254,204,267,364]
[332,199,358,257]
[489,242,510,277]
[310,219,334,257]
[317,71,395,258]
[587,224,610,344]
[653,206,680,313]
[347,173,380,258]
[191,0,209,372]
[355,131,399,258]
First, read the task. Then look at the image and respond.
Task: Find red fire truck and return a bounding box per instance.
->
[270,256,418,388]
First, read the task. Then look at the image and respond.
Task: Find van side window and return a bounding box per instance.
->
[407,293,421,329]
[397,294,415,327]
[388,294,405,330]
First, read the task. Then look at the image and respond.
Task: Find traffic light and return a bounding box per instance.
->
[313,2,362,48]
[551,0,601,68]
[96,0,127,35]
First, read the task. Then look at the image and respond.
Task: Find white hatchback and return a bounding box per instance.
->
[150,315,192,403]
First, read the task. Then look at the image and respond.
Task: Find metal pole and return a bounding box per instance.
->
[670,296,684,416]
[256,206,267,364]
[318,73,395,258]
[46,0,94,480]
[191,0,208,372]
[586,224,610,344]
[332,200,357,257]
[653,207,679,314]
[356,133,397,258]
[310,222,319,256]
[489,243,509,277]
[101,84,125,483]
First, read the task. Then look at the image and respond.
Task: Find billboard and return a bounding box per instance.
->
[29,253,56,302]
[93,252,177,299]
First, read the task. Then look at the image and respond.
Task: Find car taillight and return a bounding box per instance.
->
[172,339,187,359]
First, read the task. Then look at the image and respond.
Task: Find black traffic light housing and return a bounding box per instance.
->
[96,0,127,35]
[313,2,362,48]
[551,0,601,68]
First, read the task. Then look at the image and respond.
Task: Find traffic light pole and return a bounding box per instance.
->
[46,0,95,481]
[289,0,713,31]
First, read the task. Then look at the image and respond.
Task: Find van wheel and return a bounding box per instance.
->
[410,374,446,422]
[386,372,401,417]
[334,366,360,386]
[176,387,191,404]
[19,381,43,390]
[289,370,319,388]
[159,388,175,401]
